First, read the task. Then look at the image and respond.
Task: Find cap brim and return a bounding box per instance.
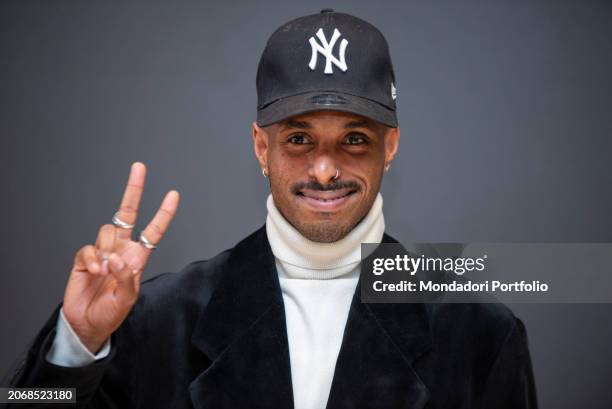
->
[257,91,398,128]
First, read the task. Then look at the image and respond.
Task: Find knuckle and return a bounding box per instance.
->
[159,208,175,218]
[116,229,132,239]
[147,223,163,239]
[75,245,96,263]
[126,182,144,191]
[119,205,138,215]
[99,224,116,234]
[79,244,95,255]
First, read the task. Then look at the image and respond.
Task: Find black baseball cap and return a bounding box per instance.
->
[256,9,398,128]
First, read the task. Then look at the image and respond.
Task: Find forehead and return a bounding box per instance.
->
[274,111,383,132]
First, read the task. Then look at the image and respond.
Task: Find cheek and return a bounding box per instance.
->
[270,151,308,181]
[343,156,383,186]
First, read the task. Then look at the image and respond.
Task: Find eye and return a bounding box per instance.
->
[287,133,312,145]
[345,133,368,145]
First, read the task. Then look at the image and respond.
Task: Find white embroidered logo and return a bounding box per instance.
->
[308,28,348,74]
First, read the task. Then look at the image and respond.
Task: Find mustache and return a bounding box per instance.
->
[291,180,362,195]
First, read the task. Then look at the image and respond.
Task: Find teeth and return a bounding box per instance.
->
[300,191,354,202]
[310,193,350,201]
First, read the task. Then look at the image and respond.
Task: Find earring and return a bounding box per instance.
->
[384,163,391,172]
[262,168,269,178]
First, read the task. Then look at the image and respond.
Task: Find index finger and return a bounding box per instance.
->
[115,162,147,239]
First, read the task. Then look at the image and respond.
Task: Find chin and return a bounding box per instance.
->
[292,211,363,243]
[296,221,351,243]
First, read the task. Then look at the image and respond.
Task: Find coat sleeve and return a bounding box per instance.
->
[1,303,140,409]
[476,317,538,409]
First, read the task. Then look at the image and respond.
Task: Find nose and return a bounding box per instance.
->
[308,156,338,185]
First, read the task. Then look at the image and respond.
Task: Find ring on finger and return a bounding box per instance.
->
[138,231,158,250]
[112,212,135,229]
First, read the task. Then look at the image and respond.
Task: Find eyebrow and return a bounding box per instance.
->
[344,119,370,128]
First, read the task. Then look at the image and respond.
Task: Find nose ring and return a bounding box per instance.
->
[333,168,340,180]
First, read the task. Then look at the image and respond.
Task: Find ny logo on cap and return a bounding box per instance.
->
[308,28,348,74]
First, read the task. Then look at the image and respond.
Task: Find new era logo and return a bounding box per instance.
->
[308,28,348,74]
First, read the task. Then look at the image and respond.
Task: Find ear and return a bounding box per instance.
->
[384,126,400,168]
[252,121,270,171]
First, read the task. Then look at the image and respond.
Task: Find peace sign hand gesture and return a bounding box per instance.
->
[62,162,180,354]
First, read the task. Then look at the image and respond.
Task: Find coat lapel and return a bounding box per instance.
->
[189,227,294,409]
[325,234,432,409]
[189,227,432,409]
[325,298,431,409]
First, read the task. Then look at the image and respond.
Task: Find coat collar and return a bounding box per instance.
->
[190,226,432,409]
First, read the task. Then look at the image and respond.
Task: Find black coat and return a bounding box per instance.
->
[2,226,537,408]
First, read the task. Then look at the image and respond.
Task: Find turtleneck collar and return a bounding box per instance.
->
[265,193,385,280]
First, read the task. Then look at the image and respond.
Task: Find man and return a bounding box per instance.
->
[3,10,537,409]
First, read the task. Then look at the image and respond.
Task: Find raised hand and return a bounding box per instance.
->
[62,162,180,353]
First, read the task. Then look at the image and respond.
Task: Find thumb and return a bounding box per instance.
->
[108,253,138,307]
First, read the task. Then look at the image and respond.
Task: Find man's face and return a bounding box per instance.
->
[253,111,399,243]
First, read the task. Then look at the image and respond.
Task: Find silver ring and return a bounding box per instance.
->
[138,231,157,250]
[333,168,340,180]
[112,212,135,229]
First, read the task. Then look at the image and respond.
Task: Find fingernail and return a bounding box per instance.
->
[90,262,100,273]
[110,254,125,271]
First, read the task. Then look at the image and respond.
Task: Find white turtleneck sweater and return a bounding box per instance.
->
[266,193,385,409]
[47,194,386,409]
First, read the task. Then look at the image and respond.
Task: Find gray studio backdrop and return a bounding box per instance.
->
[1,1,611,407]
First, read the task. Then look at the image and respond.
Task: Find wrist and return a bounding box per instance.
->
[61,310,109,355]
[78,335,108,355]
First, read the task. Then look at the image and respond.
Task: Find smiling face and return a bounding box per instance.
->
[253,111,399,243]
